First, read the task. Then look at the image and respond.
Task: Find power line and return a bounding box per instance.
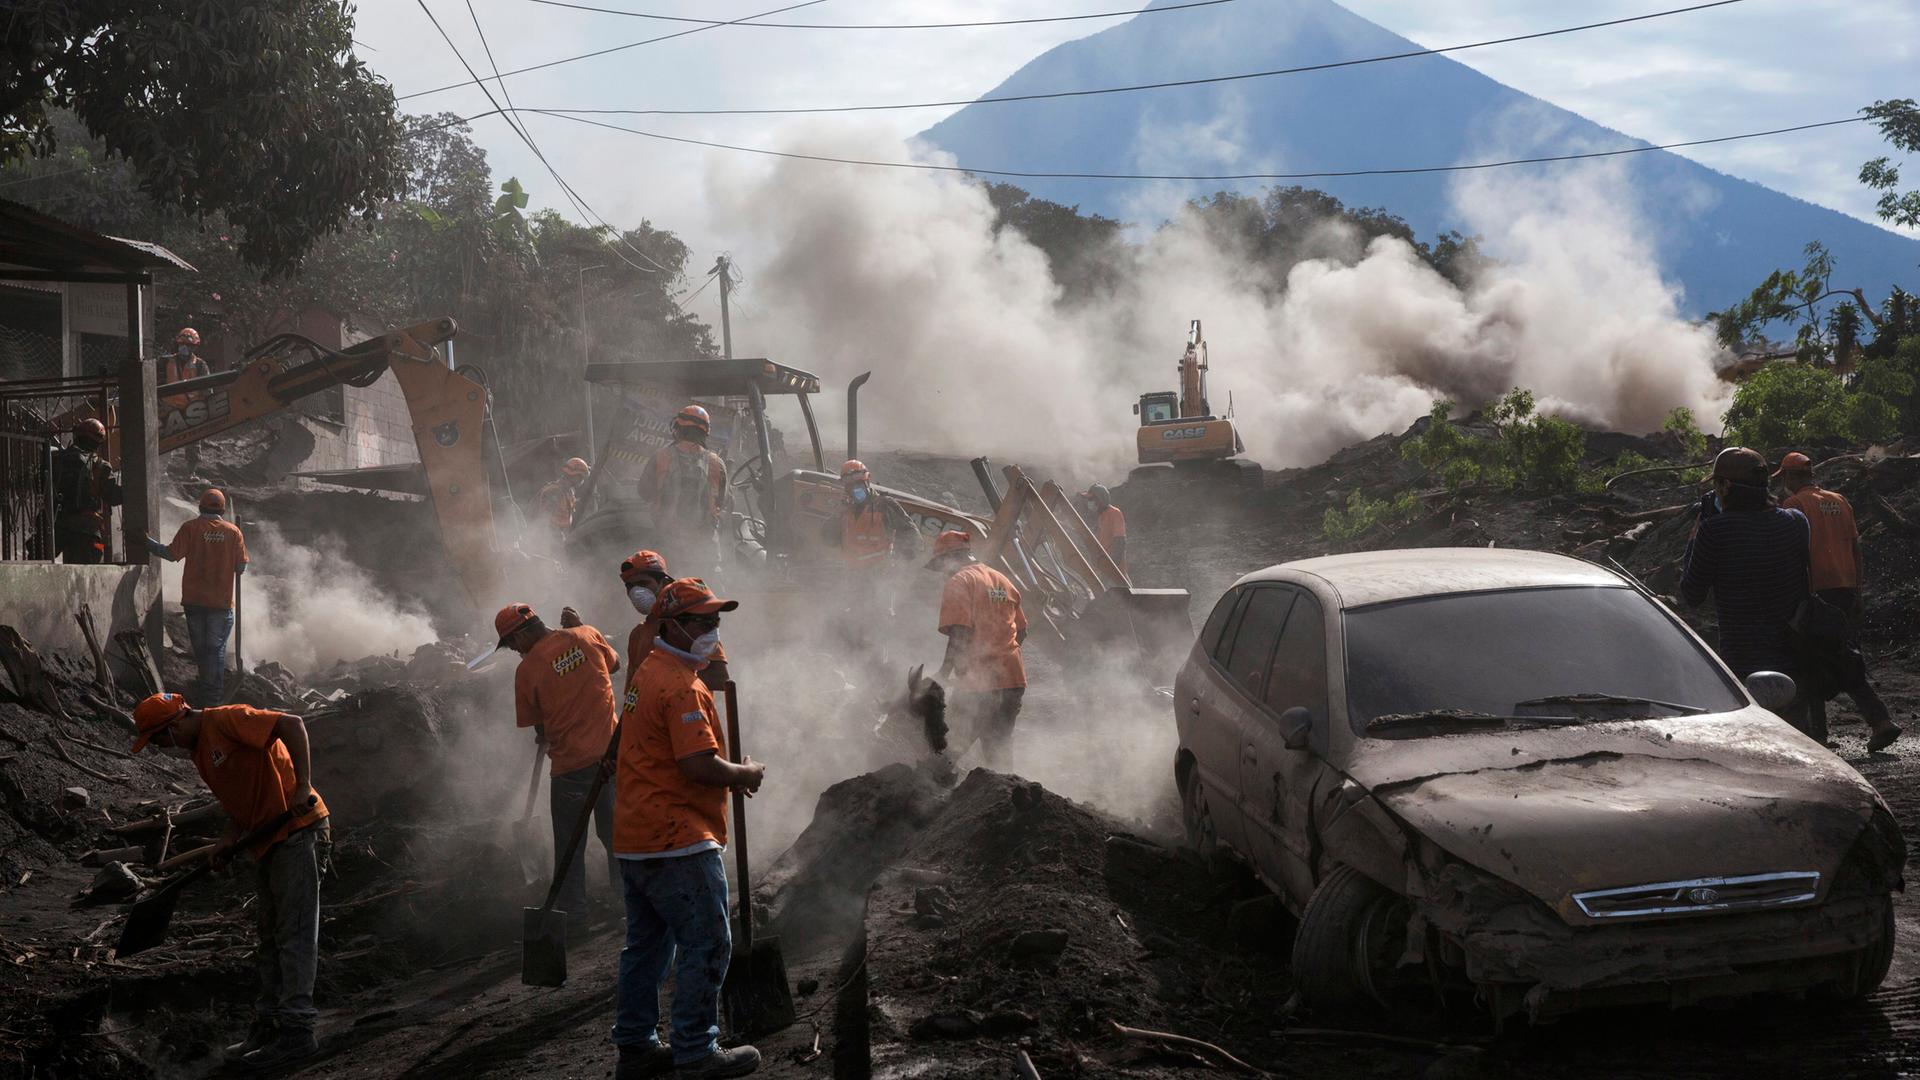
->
[528,109,1873,182]
[399,0,830,101]
[531,0,1750,118]
[523,0,1237,29]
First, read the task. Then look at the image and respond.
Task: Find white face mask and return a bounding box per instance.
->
[689,630,722,659]
[628,585,657,615]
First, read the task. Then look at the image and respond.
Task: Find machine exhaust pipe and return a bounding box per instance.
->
[846,371,871,462]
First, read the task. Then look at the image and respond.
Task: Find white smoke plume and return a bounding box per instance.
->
[706,127,1732,470]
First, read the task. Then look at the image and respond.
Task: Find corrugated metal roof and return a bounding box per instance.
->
[0,197,195,276]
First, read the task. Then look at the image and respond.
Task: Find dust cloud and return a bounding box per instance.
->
[706,128,1732,470]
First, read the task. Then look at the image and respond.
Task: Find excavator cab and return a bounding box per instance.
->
[1134,392,1179,425]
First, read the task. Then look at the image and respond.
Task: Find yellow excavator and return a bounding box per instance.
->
[1130,319,1259,489]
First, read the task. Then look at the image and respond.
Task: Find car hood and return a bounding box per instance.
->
[1344,709,1885,922]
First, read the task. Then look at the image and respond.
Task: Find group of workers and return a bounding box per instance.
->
[1681,446,1902,750]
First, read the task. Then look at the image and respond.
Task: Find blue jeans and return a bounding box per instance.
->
[183,604,233,705]
[611,849,732,1064]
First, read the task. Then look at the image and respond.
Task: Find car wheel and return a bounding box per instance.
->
[1821,895,1896,1001]
[1179,765,1218,861]
[1292,863,1408,1011]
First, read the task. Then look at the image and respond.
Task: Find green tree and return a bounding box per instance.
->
[983,183,1126,302]
[1722,364,1857,447]
[1485,389,1586,491]
[2,0,403,273]
[1860,99,1920,229]
[1400,399,1482,490]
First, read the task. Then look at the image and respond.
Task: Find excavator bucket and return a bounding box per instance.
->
[1076,587,1192,674]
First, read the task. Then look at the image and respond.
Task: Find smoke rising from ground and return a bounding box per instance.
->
[708,128,1732,470]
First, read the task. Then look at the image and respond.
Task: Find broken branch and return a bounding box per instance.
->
[1109,1021,1265,1076]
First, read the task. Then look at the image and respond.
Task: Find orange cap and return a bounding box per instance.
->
[925,529,972,568]
[563,457,591,479]
[199,488,227,512]
[130,693,190,752]
[653,578,738,620]
[1772,451,1813,479]
[174,327,201,346]
[840,459,869,481]
[494,602,537,645]
[619,549,667,584]
[74,417,107,443]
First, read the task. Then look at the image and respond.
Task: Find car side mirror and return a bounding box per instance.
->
[1278,706,1314,751]
[1744,671,1796,713]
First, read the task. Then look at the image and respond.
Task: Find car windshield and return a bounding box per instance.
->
[1344,585,1745,735]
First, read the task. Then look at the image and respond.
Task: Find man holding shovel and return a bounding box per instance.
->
[611,579,765,1079]
[129,692,329,1068]
[499,602,622,928]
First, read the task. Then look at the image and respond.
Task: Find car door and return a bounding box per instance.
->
[1240,588,1334,905]
[1190,585,1293,861]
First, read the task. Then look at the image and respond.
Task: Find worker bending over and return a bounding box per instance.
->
[926,530,1028,766]
[822,459,918,623]
[499,602,622,926]
[52,418,121,564]
[147,488,248,705]
[1081,484,1127,573]
[130,693,329,1069]
[612,580,765,1079]
[617,549,730,688]
[1776,452,1902,750]
[536,457,592,546]
[638,405,727,576]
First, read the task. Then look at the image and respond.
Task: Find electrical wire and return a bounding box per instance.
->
[530,0,1750,118]
[679,269,720,305]
[522,0,1238,29]
[528,109,1874,182]
[399,0,830,101]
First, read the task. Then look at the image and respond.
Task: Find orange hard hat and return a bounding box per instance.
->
[494,602,537,645]
[653,578,738,620]
[199,488,226,512]
[174,327,201,346]
[1771,451,1813,479]
[840,459,870,481]
[619,549,667,585]
[673,404,712,434]
[563,457,591,479]
[130,693,190,752]
[925,529,973,568]
[74,417,107,442]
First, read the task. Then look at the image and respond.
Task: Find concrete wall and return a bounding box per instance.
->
[0,563,161,676]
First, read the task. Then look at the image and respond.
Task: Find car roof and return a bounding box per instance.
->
[1252,547,1627,609]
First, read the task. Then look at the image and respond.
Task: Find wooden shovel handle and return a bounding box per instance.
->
[724,681,752,954]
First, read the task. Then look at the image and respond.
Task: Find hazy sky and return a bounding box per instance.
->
[355,0,1918,304]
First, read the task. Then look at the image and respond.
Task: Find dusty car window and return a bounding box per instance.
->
[1265,592,1328,718]
[1345,586,1745,734]
[1200,588,1245,660]
[1221,588,1293,700]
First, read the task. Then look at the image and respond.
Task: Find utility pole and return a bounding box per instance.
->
[713,255,733,361]
[579,263,605,457]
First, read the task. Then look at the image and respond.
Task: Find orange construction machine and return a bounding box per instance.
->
[1131,319,1259,488]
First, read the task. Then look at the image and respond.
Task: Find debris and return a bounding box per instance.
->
[795,977,820,996]
[86,862,144,903]
[908,1010,982,1040]
[1109,1020,1266,1076]
[1008,927,1071,960]
[1015,1049,1043,1080]
[60,787,89,811]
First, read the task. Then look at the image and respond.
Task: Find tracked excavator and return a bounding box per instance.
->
[1130,319,1259,490]
[55,318,501,607]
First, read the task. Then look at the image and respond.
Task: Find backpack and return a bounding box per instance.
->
[658,445,713,524]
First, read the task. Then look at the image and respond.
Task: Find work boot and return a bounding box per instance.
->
[238,1027,318,1070]
[1868,721,1903,753]
[676,1044,761,1077]
[223,1018,277,1059]
[617,1042,675,1079]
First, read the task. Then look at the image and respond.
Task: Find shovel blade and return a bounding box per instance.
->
[721,934,795,1038]
[522,905,569,987]
[116,886,183,957]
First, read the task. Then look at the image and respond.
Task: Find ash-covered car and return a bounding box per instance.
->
[1173,548,1905,1022]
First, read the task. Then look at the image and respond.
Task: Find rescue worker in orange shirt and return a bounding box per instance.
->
[498,602,623,926]
[821,460,918,622]
[1080,484,1127,573]
[130,692,329,1069]
[51,417,121,564]
[616,549,731,689]
[535,457,592,548]
[1775,452,1902,750]
[926,530,1028,767]
[637,405,728,577]
[146,488,248,705]
[160,327,212,410]
[611,579,765,1079]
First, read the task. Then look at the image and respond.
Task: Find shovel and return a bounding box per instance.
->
[719,681,795,1038]
[511,741,547,885]
[116,795,317,957]
[522,730,618,987]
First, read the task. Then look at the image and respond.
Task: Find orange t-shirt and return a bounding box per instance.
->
[1094,505,1127,570]
[1785,486,1859,592]
[938,563,1028,692]
[515,625,620,776]
[615,651,729,856]
[190,705,328,858]
[168,516,249,609]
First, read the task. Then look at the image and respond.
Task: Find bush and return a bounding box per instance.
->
[1322,490,1420,544]
[1400,400,1482,490]
[1401,389,1588,493]
[1661,407,1710,458]
[1720,363,1893,447]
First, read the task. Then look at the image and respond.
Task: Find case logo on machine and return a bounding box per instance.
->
[158,389,231,439]
[1162,426,1209,440]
